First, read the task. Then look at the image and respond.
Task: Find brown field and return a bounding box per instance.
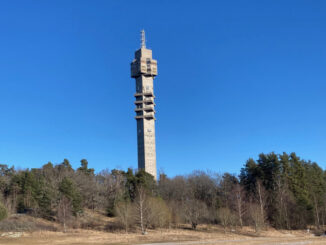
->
[0,212,325,245]
[1,227,326,245]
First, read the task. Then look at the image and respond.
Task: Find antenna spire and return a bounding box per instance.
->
[141,29,146,48]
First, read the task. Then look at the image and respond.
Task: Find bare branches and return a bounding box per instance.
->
[57,196,72,233]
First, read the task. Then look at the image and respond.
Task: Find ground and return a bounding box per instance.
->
[0,212,325,244]
[0,228,326,245]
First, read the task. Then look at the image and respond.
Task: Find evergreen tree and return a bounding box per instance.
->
[59,177,82,216]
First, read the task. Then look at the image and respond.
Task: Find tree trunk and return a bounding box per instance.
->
[140,200,145,234]
[63,205,67,233]
[236,189,243,228]
[256,181,265,227]
[313,195,320,229]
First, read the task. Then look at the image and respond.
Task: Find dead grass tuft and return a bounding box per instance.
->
[0,214,58,232]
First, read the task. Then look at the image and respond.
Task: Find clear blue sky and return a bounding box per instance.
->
[0,1,325,176]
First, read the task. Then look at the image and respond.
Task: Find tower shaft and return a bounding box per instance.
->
[131,32,158,179]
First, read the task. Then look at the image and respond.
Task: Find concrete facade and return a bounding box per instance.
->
[130,31,157,180]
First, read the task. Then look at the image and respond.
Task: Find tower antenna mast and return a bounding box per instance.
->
[141,29,146,48]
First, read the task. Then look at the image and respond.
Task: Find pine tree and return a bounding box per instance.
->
[59,177,82,216]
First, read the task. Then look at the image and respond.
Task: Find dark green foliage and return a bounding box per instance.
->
[124,168,156,202]
[106,168,156,217]
[62,159,72,170]
[77,159,94,176]
[240,158,259,192]
[37,188,52,219]
[0,202,8,221]
[239,152,326,229]
[59,177,82,216]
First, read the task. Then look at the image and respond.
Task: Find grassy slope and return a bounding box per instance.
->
[0,211,325,245]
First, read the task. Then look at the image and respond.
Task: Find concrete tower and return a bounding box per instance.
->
[131,30,158,180]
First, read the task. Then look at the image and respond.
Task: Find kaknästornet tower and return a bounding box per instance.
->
[131,30,157,180]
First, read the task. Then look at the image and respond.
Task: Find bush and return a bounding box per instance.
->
[312,229,326,236]
[147,197,171,229]
[115,201,133,232]
[0,202,8,221]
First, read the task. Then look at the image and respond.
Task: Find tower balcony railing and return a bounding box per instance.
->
[134,106,155,112]
[135,108,142,112]
[144,97,154,104]
[134,100,143,105]
[143,106,155,111]
[134,98,155,105]
[134,92,154,97]
[144,113,155,119]
[135,115,143,120]
[134,113,156,120]
[144,91,154,96]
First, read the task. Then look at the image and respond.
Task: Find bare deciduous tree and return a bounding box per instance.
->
[57,196,72,233]
[217,207,232,233]
[133,186,150,234]
[233,183,246,228]
[249,203,265,233]
[183,199,208,230]
[115,200,133,233]
[255,180,267,228]
[147,197,171,229]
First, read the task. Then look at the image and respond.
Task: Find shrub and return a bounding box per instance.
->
[147,197,171,229]
[0,202,8,221]
[312,229,325,236]
[115,200,133,232]
[0,215,57,232]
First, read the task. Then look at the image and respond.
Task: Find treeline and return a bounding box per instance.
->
[0,152,325,232]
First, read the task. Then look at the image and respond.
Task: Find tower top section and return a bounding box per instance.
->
[131,30,157,78]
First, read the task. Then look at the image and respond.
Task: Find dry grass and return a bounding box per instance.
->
[0,214,59,232]
[0,227,325,245]
[0,211,325,244]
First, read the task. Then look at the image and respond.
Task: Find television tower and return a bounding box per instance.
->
[131,30,158,179]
